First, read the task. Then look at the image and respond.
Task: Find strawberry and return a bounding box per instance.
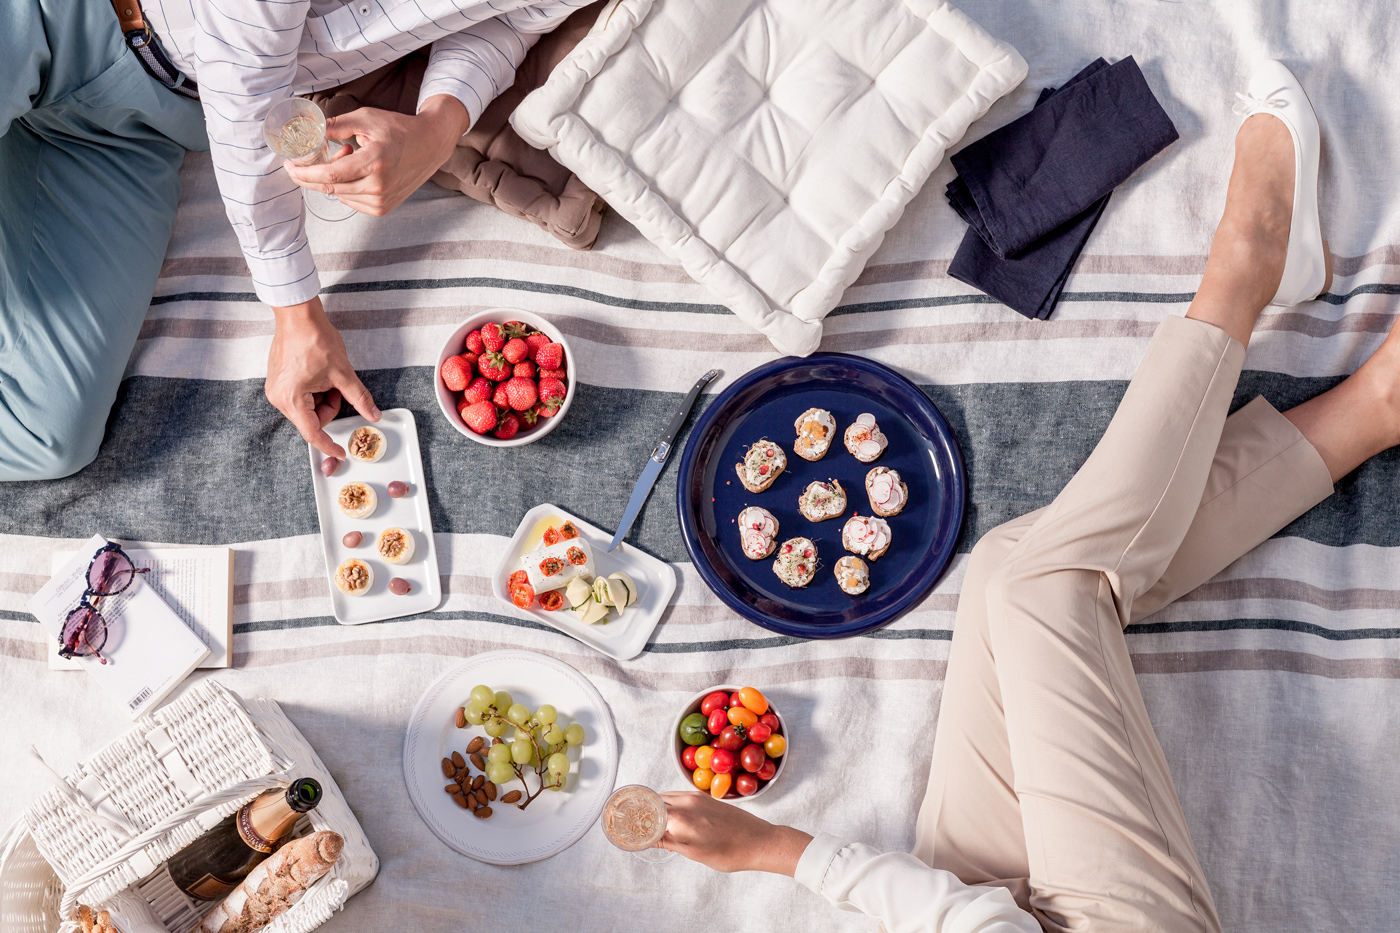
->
[440,354,472,392]
[503,376,538,411]
[537,377,566,414]
[462,351,479,373]
[513,360,536,378]
[494,412,520,440]
[540,367,567,381]
[534,341,565,371]
[502,337,529,364]
[480,322,506,352]
[463,376,493,405]
[524,333,551,359]
[492,382,511,408]
[518,407,539,428]
[532,401,555,419]
[465,330,485,354]
[502,321,529,340]
[460,400,499,434]
[477,350,511,381]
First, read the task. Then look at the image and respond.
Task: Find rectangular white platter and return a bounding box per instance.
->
[492,503,677,661]
[307,409,443,624]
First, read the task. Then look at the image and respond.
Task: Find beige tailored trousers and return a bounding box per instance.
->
[914,315,1336,932]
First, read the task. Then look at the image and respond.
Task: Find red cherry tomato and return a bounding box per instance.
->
[729,691,744,708]
[727,707,758,729]
[735,772,759,796]
[707,708,729,735]
[759,712,780,733]
[538,591,565,611]
[747,722,772,744]
[709,772,732,799]
[756,758,777,781]
[739,743,766,773]
[716,725,745,752]
[700,691,729,716]
[681,746,698,770]
[710,748,735,774]
[508,570,528,588]
[737,687,769,715]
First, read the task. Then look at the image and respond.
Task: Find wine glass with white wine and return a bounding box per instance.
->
[602,784,676,863]
[262,97,357,222]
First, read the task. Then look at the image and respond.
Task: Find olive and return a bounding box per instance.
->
[387,481,409,498]
[342,531,362,548]
[389,577,412,595]
[320,457,340,477]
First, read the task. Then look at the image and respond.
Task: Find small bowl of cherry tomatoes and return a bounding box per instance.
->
[673,685,787,800]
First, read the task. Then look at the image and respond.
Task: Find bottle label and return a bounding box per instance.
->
[236,805,275,854]
[187,873,238,900]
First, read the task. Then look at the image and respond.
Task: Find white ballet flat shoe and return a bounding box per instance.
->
[1233,60,1331,307]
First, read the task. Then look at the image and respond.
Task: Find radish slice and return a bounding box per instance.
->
[858,439,882,459]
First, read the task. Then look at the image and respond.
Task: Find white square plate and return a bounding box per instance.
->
[492,504,676,661]
[307,410,443,624]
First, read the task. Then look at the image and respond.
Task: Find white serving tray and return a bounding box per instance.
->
[402,649,619,864]
[492,504,677,661]
[308,409,443,624]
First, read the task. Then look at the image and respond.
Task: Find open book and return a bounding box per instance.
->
[46,544,234,670]
[28,536,216,719]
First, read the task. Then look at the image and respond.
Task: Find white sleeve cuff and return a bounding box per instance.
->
[794,832,850,896]
[417,74,490,130]
[245,245,322,308]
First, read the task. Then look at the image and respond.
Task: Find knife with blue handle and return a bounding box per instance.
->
[608,369,721,551]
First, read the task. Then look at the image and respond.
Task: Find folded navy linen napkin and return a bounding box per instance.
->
[946,57,1178,319]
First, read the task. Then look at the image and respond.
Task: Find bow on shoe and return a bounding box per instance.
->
[1233,88,1289,117]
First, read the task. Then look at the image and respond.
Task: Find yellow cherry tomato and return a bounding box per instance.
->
[694,745,715,770]
[692,767,714,791]
[737,686,769,715]
[727,706,758,728]
[764,734,786,758]
[709,771,732,799]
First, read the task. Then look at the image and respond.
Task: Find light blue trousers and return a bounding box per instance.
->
[0,0,206,480]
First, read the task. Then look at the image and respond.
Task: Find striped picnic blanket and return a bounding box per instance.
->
[3,2,1399,930]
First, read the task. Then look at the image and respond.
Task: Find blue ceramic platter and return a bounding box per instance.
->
[676,353,966,638]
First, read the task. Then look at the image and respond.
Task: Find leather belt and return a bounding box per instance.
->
[109,0,199,100]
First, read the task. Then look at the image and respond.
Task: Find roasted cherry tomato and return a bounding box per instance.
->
[747,722,772,744]
[508,570,529,588]
[759,712,780,733]
[681,746,699,770]
[727,706,758,729]
[764,734,786,758]
[739,743,766,773]
[692,767,714,791]
[541,526,560,546]
[510,584,535,609]
[558,521,580,540]
[538,591,565,611]
[716,725,745,751]
[729,691,744,709]
[707,708,729,735]
[756,758,777,781]
[709,772,732,799]
[735,772,759,796]
[700,691,730,717]
[737,687,769,715]
[694,745,715,771]
[710,748,735,775]
[679,713,709,746]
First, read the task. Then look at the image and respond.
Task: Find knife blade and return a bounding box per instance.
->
[609,369,721,551]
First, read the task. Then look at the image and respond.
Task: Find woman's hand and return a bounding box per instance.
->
[266,296,379,457]
[658,791,812,876]
[284,94,469,217]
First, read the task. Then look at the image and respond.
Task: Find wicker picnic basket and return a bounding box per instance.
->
[0,681,378,933]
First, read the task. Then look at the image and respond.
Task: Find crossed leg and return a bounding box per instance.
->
[912,112,1400,931]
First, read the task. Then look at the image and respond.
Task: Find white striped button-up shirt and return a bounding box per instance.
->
[142,0,590,307]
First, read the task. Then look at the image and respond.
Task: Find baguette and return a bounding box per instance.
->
[793,408,836,462]
[736,440,786,493]
[738,507,779,560]
[865,467,907,517]
[199,831,344,933]
[772,538,817,588]
[834,556,870,595]
[842,516,892,561]
[797,480,846,522]
[844,413,888,462]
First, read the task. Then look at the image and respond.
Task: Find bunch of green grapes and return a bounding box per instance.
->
[464,684,587,805]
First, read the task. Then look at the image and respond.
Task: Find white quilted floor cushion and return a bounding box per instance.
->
[512,0,1026,355]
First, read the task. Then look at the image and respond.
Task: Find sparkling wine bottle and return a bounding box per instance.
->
[166,778,322,900]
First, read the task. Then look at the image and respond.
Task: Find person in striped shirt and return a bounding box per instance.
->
[0,0,590,479]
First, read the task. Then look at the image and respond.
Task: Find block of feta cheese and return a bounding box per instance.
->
[522,535,594,593]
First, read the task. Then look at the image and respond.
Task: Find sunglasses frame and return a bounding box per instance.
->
[57,542,150,662]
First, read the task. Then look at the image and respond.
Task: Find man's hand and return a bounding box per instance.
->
[266,296,379,458]
[284,94,470,217]
[657,791,812,875]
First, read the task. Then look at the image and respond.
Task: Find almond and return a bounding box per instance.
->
[466,736,485,754]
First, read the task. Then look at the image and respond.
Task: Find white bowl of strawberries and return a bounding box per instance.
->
[435,309,576,446]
